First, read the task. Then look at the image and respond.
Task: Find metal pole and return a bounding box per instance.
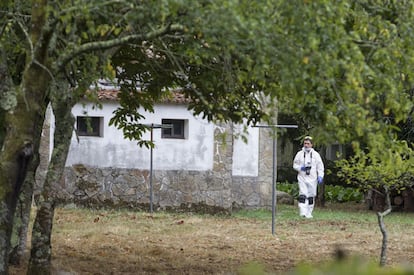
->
[149,125,154,214]
[272,132,277,235]
[138,123,172,214]
[139,123,172,214]
[254,124,297,235]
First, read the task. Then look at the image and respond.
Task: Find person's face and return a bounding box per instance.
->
[303,140,313,149]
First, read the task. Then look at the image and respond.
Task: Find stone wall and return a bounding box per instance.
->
[59,167,233,212]
[48,123,294,213]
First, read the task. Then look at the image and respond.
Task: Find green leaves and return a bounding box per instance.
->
[336,137,414,191]
[109,0,272,141]
[277,182,363,203]
[270,1,414,145]
[3,0,413,186]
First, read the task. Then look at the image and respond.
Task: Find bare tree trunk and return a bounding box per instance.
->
[28,91,76,275]
[377,186,392,267]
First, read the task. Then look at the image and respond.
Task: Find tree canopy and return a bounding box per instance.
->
[107,0,414,151]
[1,0,414,273]
[2,1,413,145]
[272,1,413,143]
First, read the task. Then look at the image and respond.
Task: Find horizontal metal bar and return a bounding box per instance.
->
[253,124,298,128]
[138,123,173,128]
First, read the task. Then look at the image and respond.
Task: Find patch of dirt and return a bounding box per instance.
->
[9,204,414,274]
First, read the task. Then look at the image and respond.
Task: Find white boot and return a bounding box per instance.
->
[306,197,314,218]
[299,202,308,217]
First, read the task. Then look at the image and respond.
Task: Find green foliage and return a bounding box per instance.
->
[336,138,414,192]
[4,0,413,150]
[277,182,363,203]
[277,182,300,199]
[272,1,414,146]
[109,0,271,143]
[97,0,414,192]
[325,185,364,203]
[267,1,414,199]
[3,0,414,273]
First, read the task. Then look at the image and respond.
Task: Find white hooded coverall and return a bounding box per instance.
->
[293,147,324,217]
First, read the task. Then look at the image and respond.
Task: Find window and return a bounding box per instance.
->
[76,116,103,137]
[161,119,186,139]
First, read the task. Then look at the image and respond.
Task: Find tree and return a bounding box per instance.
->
[0,1,274,273]
[336,138,414,265]
[272,0,413,142]
[108,0,276,142]
[27,81,79,274]
[0,2,51,273]
[2,0,414,273]
[277,0,414,266]
[78,0,414,267]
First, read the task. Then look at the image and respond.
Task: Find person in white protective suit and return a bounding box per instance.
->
[293,136,324,218]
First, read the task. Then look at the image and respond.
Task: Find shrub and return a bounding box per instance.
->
[277,182,363,203]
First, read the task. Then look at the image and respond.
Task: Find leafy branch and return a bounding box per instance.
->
[55,24,185,72]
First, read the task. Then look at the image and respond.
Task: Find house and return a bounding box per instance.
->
[38,87,414,213]
[45,88,292,212]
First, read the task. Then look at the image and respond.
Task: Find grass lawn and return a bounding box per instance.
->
[10,202,414,274]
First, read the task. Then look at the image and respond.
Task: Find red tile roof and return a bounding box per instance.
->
[93,89,191,104]
[96,89,120,101]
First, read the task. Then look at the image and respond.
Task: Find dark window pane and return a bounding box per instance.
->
[163,127,172,136]
[161,119,185,139]
[77,116,101,136]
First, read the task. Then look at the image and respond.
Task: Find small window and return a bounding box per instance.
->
[76,116,103,137]
[161,119,186,139]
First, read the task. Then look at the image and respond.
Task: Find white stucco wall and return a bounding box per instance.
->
[232,125,259,177]
[65,101,214,170]
[59,100,260,175]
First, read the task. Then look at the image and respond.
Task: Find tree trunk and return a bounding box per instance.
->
[28,91,76,275]
[377,186,392,267]
[8,155,39,266]
[0,141,34,275]
[0,1,51,273]
[317,181,326,207]
[0,80,48,274]
[0,48,11,148]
